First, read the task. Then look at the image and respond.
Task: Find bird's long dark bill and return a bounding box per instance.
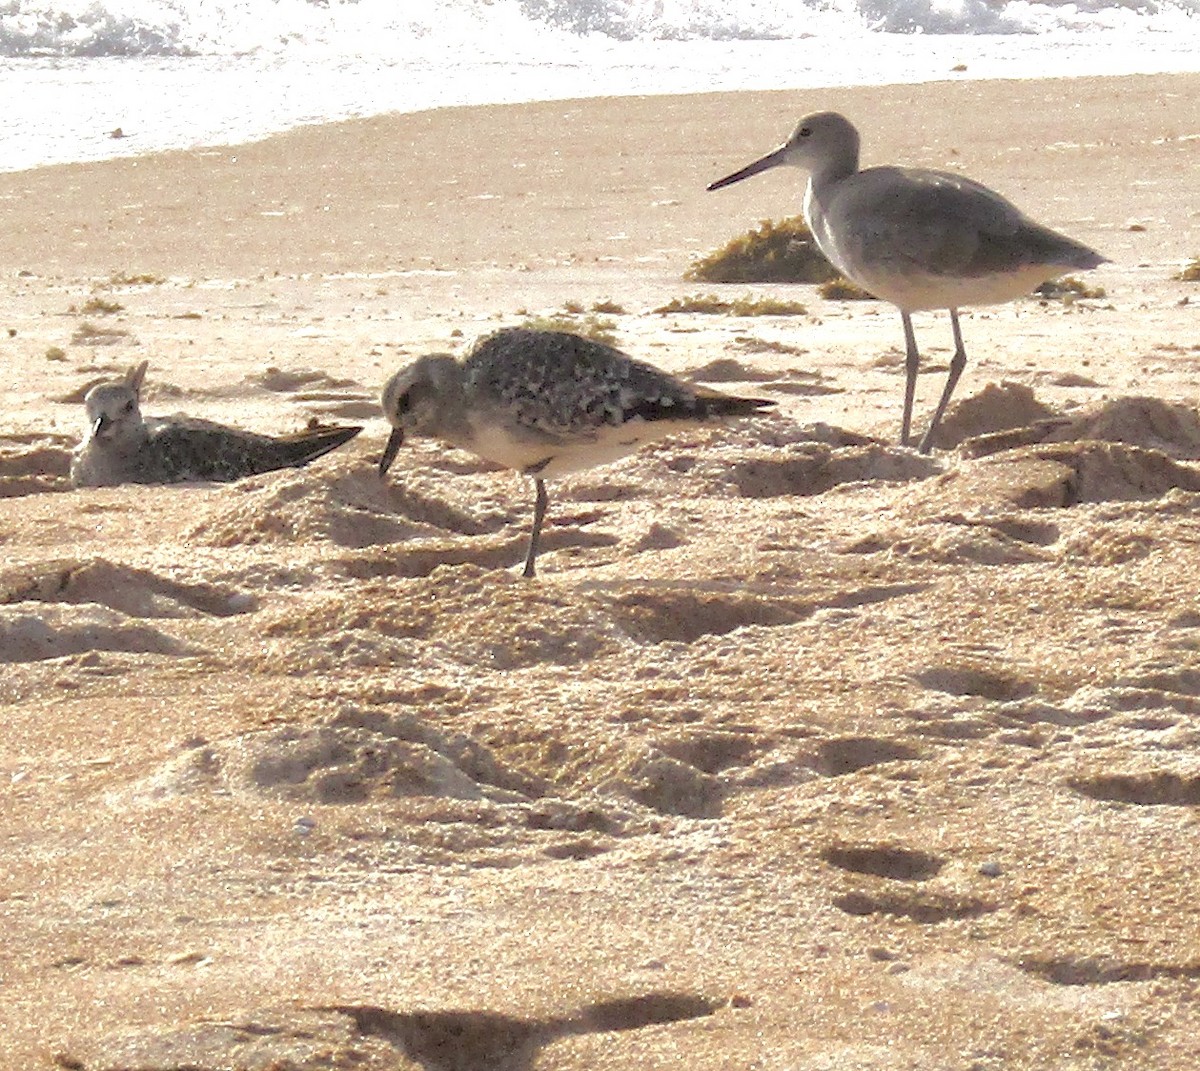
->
[378,427,405,476]
[707,145,788,191]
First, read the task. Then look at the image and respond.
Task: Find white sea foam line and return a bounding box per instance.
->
[1,27,1198,172]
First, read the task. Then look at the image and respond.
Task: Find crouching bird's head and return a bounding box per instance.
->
[83,359,150,447]
[378,354,461,476]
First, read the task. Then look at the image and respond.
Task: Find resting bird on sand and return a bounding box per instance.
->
[379,327,774,577]
[70,360,362,487]
[708,111,1108,453]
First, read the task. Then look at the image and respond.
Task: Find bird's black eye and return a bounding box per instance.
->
[395,393,411,415]
[799,127,812,138]
[123,400,134,412]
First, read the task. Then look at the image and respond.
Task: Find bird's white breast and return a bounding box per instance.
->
[467,413,685,480]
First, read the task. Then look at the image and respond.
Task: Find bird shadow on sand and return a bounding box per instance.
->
[68,993,725,1071]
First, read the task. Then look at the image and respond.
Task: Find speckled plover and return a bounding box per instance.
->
[70,360,362,487]
[379,327,774,577]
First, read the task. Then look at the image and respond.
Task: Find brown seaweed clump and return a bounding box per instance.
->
[818,278,875,301]
[1033,275,1107,301]
[654,293,808,316]
[517,313,618,344]
[686,216,839,284]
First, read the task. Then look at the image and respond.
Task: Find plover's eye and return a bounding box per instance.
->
[799,127,812,138]
[123,400,134,412]
[395,393,411,415]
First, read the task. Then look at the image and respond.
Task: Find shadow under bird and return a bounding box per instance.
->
[378,327,774,578]
[70,360,363,487]
[708,111,1108,453]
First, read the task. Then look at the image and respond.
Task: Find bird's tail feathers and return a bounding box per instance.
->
[692,388,776,419]
[280,424,364,466]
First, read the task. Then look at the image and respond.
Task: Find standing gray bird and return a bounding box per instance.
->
[379,327,774,578]
[708,111,1108,453]
[70,360,362,487]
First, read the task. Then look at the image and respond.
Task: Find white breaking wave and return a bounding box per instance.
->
[0,0,1196,57]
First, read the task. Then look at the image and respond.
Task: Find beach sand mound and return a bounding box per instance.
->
[1063,396,1200,457]
[252,566,632,671]
[714,442,941,498]
[175,707,540,806]
[244,365,378,419]
[959,394,1200,460]
[185,457,506,549]
[159,717,739,822]
[0,602,198,662]
[908,440,1200,513]
[0,434,72,495]
[248,366,365,395]
[137,703,718,839]
[930,381,1059,451]
[0,556,253,618]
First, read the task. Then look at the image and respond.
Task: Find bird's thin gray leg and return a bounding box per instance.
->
[523,478,549,578]
[900,312,920,448]
[917,308,968,455]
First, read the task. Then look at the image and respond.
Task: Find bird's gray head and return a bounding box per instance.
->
[378,353,461,476]
[82,360,149,448]
[708,111,860,191]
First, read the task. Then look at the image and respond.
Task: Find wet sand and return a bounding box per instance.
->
[3,74,1200,1070]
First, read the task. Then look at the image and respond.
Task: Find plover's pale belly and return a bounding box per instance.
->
[462,420,554,473]
[467,415,681,479]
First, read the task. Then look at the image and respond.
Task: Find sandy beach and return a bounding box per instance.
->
[3,73,1200,1069]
